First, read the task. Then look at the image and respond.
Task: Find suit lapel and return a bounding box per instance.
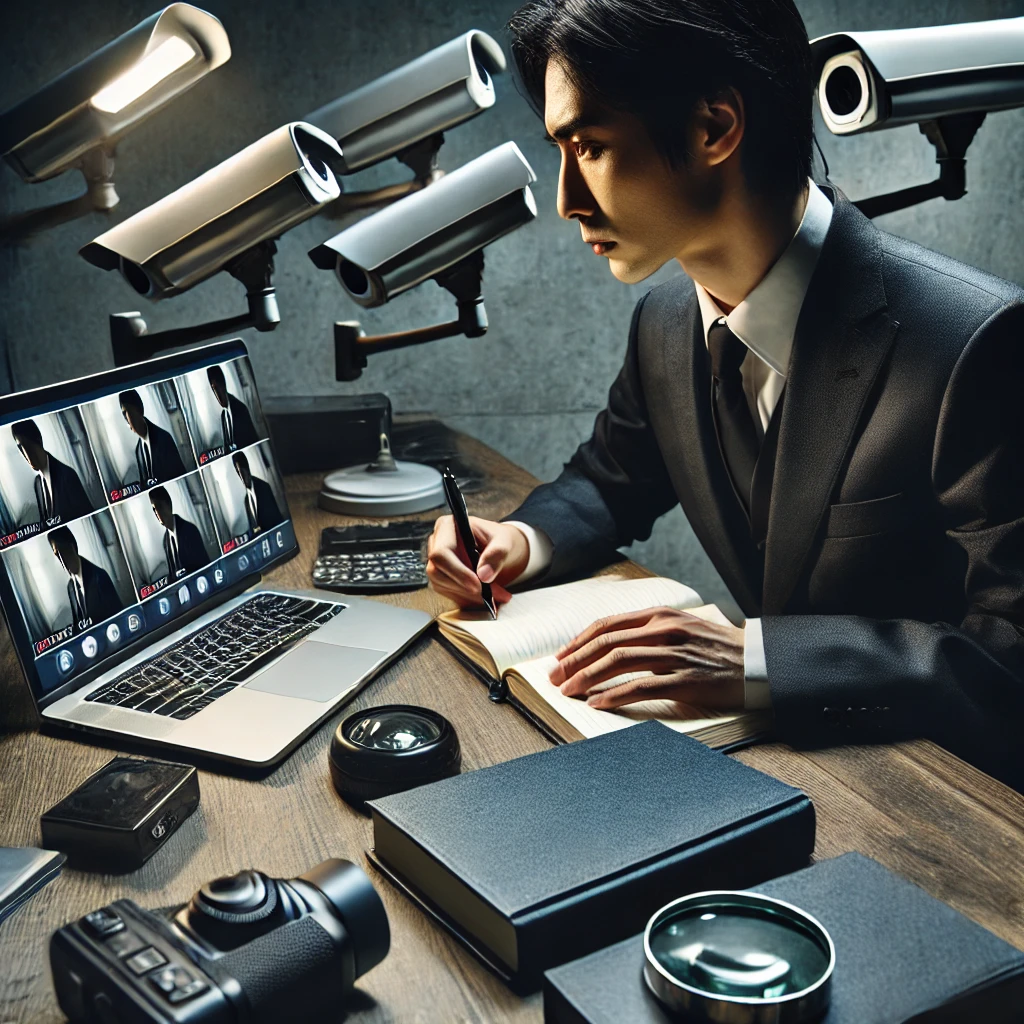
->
[762,191,899,613]
[639,283,764,616]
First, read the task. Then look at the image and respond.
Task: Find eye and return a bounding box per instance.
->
[574,140,605,160]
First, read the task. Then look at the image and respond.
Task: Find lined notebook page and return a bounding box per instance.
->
[443,576,704,676]
[513,654,743,738]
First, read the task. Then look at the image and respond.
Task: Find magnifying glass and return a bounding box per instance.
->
[643,891,835,1022]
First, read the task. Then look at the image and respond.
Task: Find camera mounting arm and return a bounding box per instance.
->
[854,111,987,219]
[110,239,280,367]
[335,250,487,381]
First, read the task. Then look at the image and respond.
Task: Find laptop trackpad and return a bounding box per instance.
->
[245,641,388,702]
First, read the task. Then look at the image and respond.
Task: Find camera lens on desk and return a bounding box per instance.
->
[643,891,834,1023]
[330,705,461,808]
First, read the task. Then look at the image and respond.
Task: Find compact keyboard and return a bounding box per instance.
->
[85,593,343,720]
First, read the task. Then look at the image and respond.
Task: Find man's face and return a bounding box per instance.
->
[150,497,172,530]
[49,538,80,576]
[121,403,146,437]
[209,378,228,408]
[543,60,719,284]
[16,437,46,472]
[234,460,251,488]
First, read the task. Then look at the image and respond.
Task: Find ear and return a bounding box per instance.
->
[692,86,744,169]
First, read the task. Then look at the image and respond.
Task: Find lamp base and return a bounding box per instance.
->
[319,460,445,517]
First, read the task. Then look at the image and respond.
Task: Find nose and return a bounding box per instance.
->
[556,150,596,222]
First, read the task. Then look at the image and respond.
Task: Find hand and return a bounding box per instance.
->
[426,515,529,608]
[548,606,745,710]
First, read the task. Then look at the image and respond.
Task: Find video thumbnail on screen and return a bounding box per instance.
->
[203,442,287,554]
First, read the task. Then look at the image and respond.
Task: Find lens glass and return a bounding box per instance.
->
[346,709,441,751]
[649,905,830,999]
[825,65,863,117]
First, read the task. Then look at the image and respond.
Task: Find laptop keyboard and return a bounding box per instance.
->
[84,594,344,720]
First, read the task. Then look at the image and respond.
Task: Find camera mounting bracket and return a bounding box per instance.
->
[109,239,280,367]
[334,249,487,382]
[853,110,987,219]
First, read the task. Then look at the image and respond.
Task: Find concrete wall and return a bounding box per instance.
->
[2,0,1022,611]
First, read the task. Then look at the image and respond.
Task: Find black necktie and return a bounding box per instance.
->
[708,317,760,514]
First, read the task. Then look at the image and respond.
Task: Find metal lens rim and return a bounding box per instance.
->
[642,891,835,1017]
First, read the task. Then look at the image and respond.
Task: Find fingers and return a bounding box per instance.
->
[555,608,659,660]
[475,521,515,585]
[427,515,516,608]
[549,627,658,685]
[557,646,680,698]
[585,673,689,710]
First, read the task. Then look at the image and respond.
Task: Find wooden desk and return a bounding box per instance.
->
[3,433,1024,1022]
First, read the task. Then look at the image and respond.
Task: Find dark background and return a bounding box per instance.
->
[1,0,1022,606]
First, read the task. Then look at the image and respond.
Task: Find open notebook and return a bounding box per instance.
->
[437,575,770,749]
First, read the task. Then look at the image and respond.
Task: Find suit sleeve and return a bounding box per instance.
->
[762,303,1024,786]
[503,292,680,581]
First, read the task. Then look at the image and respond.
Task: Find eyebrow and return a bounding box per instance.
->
[543,113,611,143]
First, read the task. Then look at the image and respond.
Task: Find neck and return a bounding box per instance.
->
[678,180,808,314]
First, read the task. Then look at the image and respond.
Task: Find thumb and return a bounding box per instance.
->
[476,536,511,583]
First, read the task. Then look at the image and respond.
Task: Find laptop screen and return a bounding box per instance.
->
[0,340,297,708]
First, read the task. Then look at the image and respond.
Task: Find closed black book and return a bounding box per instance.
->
[543,852,1024,1023]
[367,721,815,987]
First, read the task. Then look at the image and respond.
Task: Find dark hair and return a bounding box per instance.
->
[11,418,42,446]
[48,526,76,551]
[207,365,226,389]
[232,451,250,474]
[506,0,814,200]
[119,389,144,415]
[149,486,171,507]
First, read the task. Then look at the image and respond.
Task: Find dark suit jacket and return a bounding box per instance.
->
[223,395,259,451]
[36,457,92,523]
[67,558,122,627]
[135,421,186,485]
[250,477,283,533]
[162,515,209,577]
[509,187,1024,788]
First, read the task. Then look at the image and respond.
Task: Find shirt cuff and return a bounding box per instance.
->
[504,521,553,585]
[743,617,772,710]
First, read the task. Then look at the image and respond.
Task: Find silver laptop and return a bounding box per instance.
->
[0,340,430,767]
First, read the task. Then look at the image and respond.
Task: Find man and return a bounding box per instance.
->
[427,0,1024,788]
[49,526,122,628]
[208,365,259,452]
[11,419,93,525]
[119,390,187,487]
[149,486,210,578]
[232,452,282,535]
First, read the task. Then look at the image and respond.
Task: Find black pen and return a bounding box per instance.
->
[441,465,497,620]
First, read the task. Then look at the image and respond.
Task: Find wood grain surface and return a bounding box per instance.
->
[2,429,1024,1023]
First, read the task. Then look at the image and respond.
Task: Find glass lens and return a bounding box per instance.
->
[346,710,441,751]
[649,905,830,999]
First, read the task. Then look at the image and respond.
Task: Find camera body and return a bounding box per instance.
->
[308,140,536,307]
[50,859,389,1023]
[812,16,1024,134]
[307,29,505,174]
[0,3,230,184]
[79,122,343,299]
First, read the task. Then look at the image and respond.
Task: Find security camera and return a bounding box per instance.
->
[0,4,230,212]
[80,121,343,367]
[81,122,342,299]
[309,140,535,308]
[306,29,506,175]
[812,16,1024,135]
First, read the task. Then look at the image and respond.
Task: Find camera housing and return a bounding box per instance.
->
[50,859,389,1023]
[0,4,230,207]
[309,140,536,308]
[812,16,1024,135]
[79,122,343,300]
[307,29,506,174]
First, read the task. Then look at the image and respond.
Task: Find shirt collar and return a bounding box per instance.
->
[694,179,833,377]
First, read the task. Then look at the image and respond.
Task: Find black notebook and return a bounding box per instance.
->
[367,721,815,987]
[543,852,1024,1024]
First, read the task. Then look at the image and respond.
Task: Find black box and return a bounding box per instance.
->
[264,394,391,473]
[40,757,199,873]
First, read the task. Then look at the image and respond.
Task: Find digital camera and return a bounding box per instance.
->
[50,858,389,1023]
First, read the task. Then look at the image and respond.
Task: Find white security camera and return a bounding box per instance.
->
[0,4,230,210]
[813,16,1024,135]
[80,122,343,299]
[306,29,506,175]
[308,140,536,307]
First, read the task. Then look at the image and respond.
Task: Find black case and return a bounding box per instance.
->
[40,757,199,873]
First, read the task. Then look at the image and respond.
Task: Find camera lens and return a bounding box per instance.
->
[347,708,442,750]
[824,64,864,118]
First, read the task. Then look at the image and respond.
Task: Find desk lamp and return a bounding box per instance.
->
[0,4,231,240]
[306,141,537,515]
[811,16,1024,217]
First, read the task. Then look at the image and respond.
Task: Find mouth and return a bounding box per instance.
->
[586,240,616,256]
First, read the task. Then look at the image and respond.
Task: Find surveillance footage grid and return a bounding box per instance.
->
[0,354,292,698]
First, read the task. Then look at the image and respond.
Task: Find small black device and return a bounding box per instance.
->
[50,858,389,1023]
[330,705,461,808]
[313,521,434,592]
[40,756,199,873]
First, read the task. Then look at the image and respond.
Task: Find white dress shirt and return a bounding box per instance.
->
[508,180,833,710]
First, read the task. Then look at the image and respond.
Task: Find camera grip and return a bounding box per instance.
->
[205,915,351,1023]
